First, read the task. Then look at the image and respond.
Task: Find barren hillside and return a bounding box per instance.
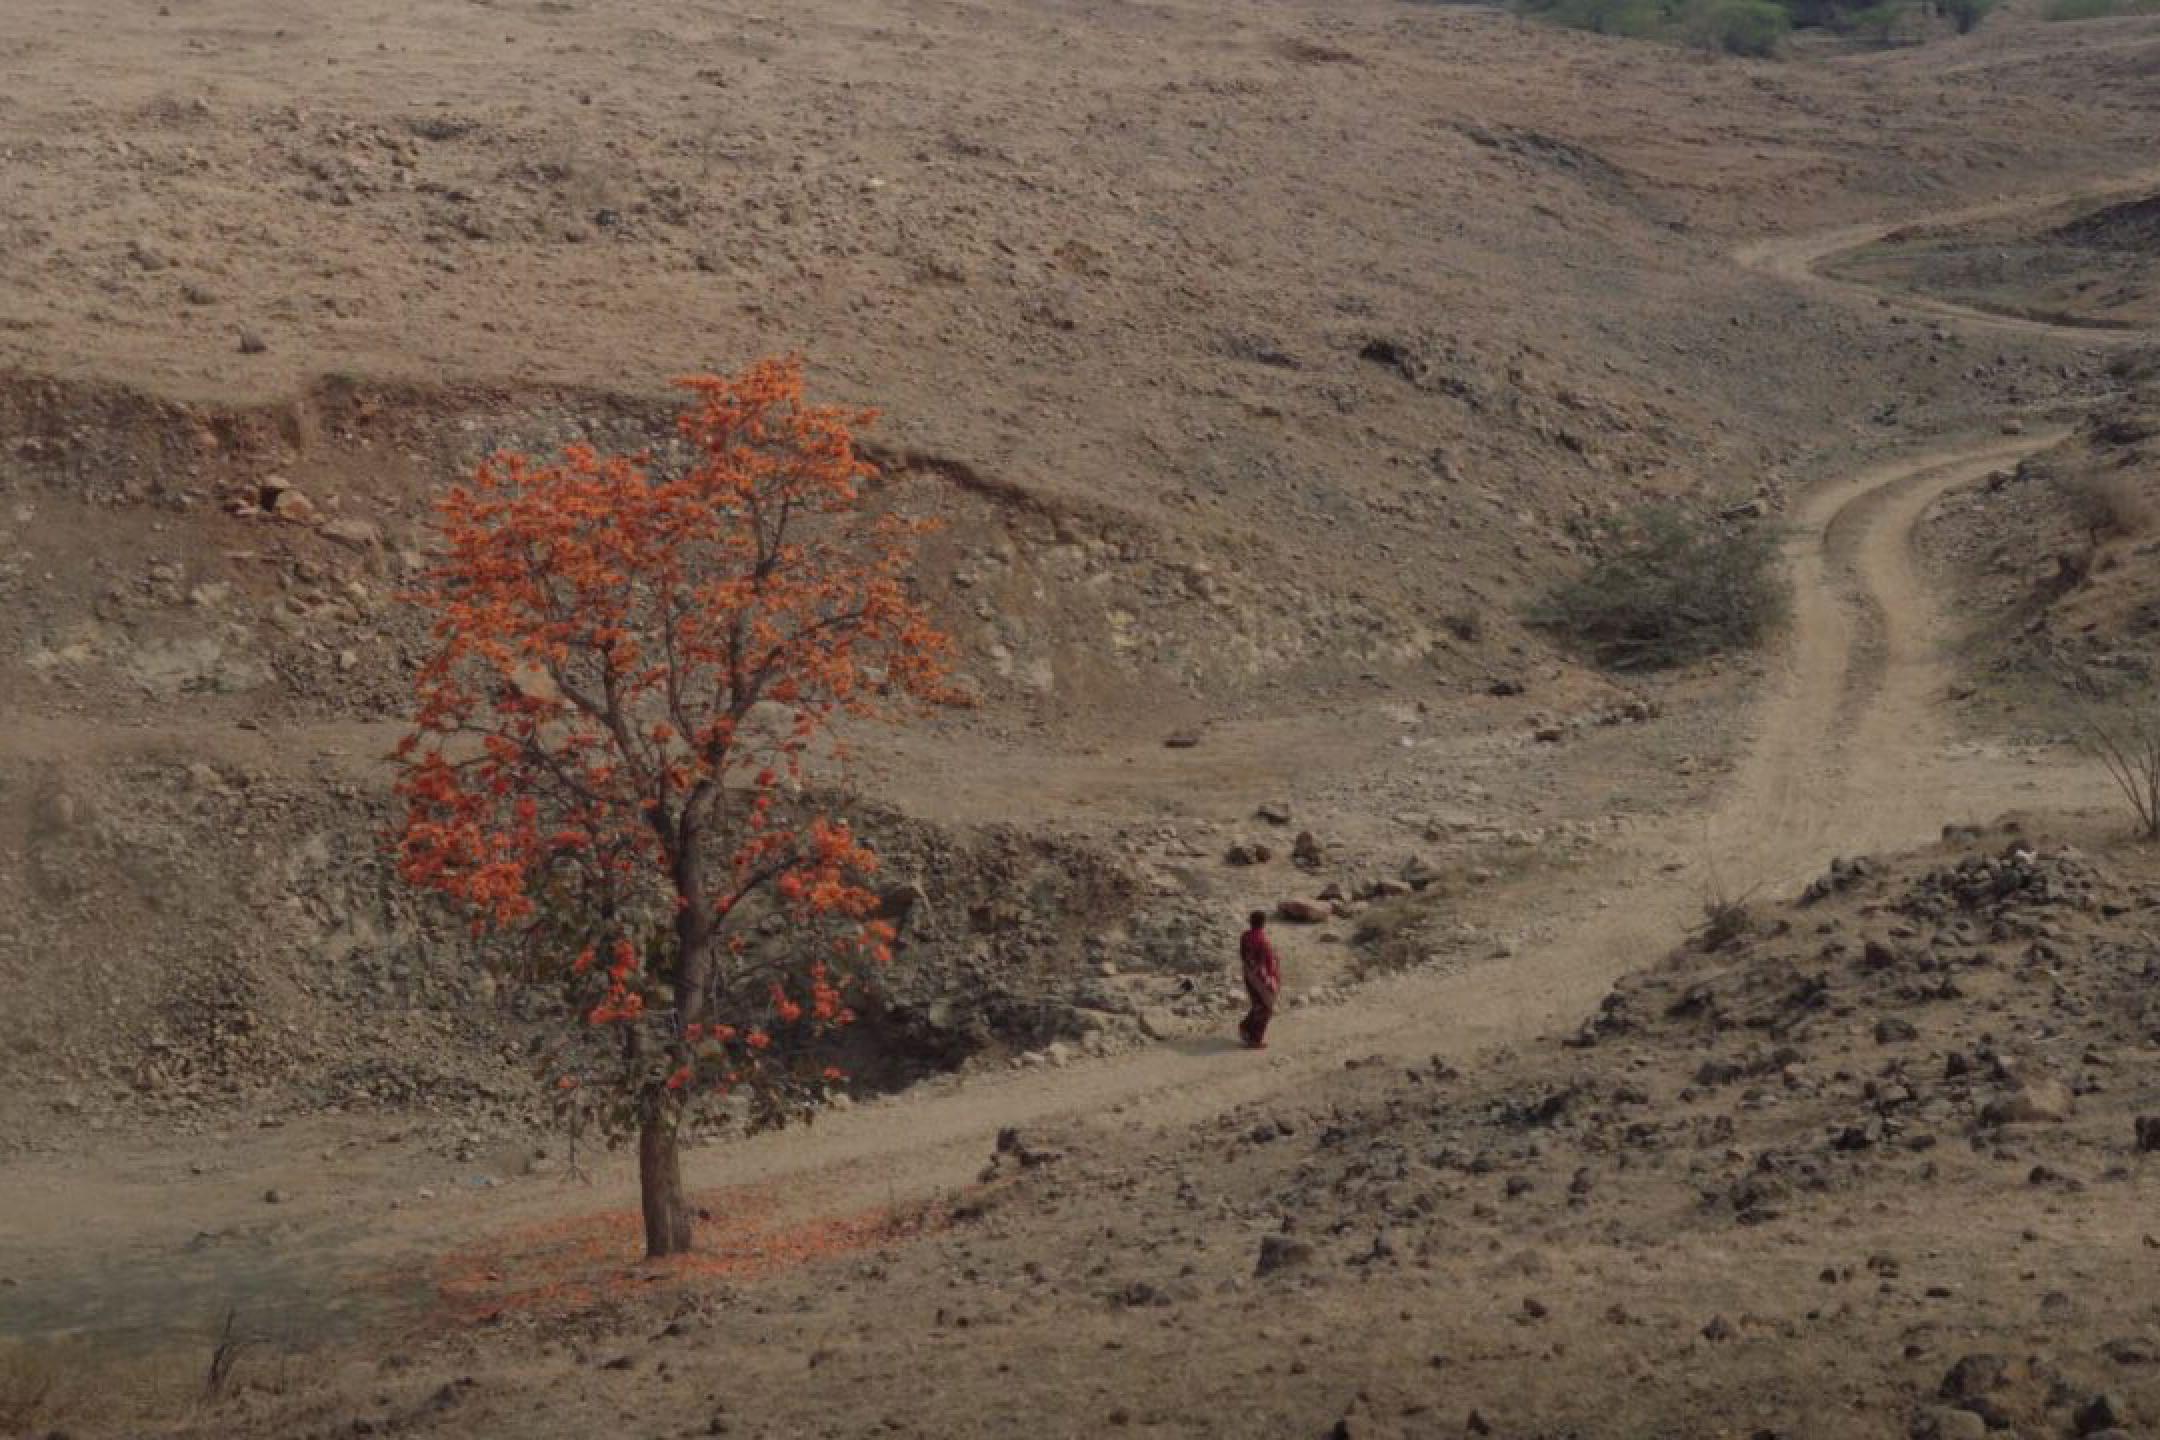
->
[4,0,2160,1434]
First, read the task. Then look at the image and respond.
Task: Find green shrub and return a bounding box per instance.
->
[1677,0,1791,52]
[2045,0,2160,19]
[1834,0,1918,39]
[1518,0,1668,36]
[1531,504,1788,671]
[1521,0,1997,46]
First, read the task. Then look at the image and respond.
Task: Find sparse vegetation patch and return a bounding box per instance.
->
[2044,0,2160,21]
[1531,503,1788,672]
[1517,0,1995,53]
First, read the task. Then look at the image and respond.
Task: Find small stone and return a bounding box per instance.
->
[2075,1393,2127,1436]
[1982,1077,2072,1125]
[1874,1016,1918,1044]
[1701,1314,1736,1342]
[321,517,383,550]
[1255,1234,1313,1277]
[237,330,268,355]
[1135,1008,1178,1041]
[269,488,321,525]
[1256,801,1292,825]
[263,1188,286,1204]
[2134,1116,2160,1152]
[1276,899,1328,924]
[1938,1353,2007,1401]
[1163,730,1201,749]
[1913,1408,1988,1440]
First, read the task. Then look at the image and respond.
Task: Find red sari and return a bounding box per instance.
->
[1238,926,1280,1048]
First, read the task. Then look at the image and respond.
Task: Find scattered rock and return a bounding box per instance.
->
[1276,899,1329,924]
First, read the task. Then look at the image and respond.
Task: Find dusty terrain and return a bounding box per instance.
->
[4,0,2160,1435]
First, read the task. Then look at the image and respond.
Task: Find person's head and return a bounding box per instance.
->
[1248,909,1267,931]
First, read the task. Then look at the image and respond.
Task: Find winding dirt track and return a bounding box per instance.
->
[1734,166,2160,345]
[657,429,2104,1230]
[1,191,2142,1348]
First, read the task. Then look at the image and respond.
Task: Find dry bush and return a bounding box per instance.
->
[0,1345,59,1433]
[1531,504,1788,672]
[2076,700,2160,839]
[1694,895,1754,951]
[0,1336,225,1434]
[1350,893,1436,975]
[2064,469,2157,542]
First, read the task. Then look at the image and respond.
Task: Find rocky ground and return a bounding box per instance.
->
[75,818,2160,1440]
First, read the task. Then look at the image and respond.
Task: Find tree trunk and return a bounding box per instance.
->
[639,1092,694,1257]
[640,815,711,1258]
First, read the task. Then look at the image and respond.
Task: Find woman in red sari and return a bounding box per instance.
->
[1238,910,1280,1050]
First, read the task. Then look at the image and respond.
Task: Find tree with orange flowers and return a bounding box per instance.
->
[393,358,952,1257]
